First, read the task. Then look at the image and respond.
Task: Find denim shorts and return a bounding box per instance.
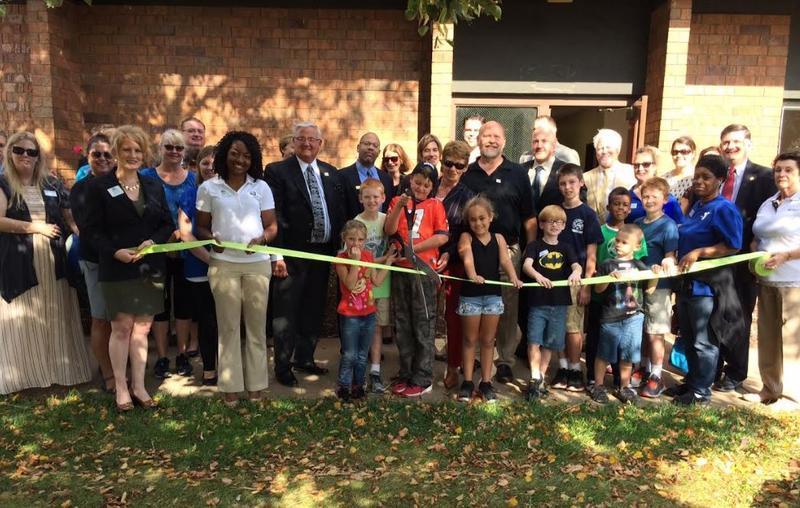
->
[597,313,645,364]
[456,294,504,316]
[527,306,567,351]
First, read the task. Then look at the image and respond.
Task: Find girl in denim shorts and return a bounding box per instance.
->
[456,197,523,402]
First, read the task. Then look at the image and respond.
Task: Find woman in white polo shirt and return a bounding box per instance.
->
[195,132,277,407]
[751,151,800,405]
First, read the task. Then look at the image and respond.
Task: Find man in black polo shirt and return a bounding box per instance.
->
[461,121,536,383]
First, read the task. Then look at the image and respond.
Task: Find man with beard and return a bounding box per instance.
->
[340,132,394,218]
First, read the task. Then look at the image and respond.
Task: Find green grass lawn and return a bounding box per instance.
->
[1,392,798,507]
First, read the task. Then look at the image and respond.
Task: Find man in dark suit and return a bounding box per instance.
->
[263,121,346,387]
[715,123,777,392]
[339,132,394,218]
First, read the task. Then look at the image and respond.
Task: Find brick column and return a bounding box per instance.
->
[429,23,454,141]
[25,0,84,181]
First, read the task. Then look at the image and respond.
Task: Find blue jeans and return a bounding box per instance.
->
[337,314,377,387]
[678,296,717,398]
[527,306,567,351]
[598,313,645,364]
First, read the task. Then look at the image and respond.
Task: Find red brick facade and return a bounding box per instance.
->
[2,1,428,181]
[644,0,790,165]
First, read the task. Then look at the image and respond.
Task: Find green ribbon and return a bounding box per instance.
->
[136,241,770,287]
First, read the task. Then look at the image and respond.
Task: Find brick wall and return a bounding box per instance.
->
[0,4,32,131]
[644,1,789,167]
[72,4,426,170]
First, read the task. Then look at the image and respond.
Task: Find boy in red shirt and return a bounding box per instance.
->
[384,163,448,397]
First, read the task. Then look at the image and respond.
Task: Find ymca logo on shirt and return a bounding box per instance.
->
[571,218,584,234]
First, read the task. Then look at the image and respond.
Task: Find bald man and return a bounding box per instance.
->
[339,132,395,218]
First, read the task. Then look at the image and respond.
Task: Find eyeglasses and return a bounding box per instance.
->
[542,220,565,226]
[384,156,399,163]
[294,136,320,144]
[11,146,39,157]
[632,162,653,169]
[164,144,185,152]
[672,149,693,156]
[442,160,467,170]
[91,151,113,160]
[182,128,204,135]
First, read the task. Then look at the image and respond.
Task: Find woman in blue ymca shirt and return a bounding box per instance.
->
[671,155,743,405]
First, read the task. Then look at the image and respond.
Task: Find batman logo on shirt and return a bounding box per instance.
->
[539,251,564,270]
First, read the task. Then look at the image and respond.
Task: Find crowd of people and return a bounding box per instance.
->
[0,116,798,410]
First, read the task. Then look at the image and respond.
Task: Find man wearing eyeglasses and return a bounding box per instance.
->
[263,121,346,387]
[339,132,394,218]
[180,117,206,150]
[714,124,776,393]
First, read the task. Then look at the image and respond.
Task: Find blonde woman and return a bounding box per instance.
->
[0,131,92,394]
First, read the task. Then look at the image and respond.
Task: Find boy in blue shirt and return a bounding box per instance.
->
[552,164,603,392]
[634,177,679,398]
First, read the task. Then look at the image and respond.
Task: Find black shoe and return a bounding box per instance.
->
[712,374,742,393]
[153,357,172,379]
[478,381,497,403]
[336,385,351,402]
[551,368,569,390]
[186,349,200,358]
[201,376,218,386]
[673,390,710,406]
[640,374,665,398]
[276,371,298,387]
[617,386,638,404]
[526,378,543,402]
[351,385,366,400]
[458,381,474,402]
[293,362,329,375]
[175,353,193,377]
[589,384,609,404]
[495,364,514,384]
[664,383,690,398]
[566,369,584,392]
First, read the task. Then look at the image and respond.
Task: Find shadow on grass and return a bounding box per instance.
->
[1,392,798,506]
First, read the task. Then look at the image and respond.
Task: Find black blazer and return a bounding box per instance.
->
[522,157,588,214]
[734,160,776,253]
[83,171,173,282]
[338,163,395,218]
[263,156,346,253]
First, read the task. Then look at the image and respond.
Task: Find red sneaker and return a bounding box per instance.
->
[391,381,409,395]
[402,384,432,398]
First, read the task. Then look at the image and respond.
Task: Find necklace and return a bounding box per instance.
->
[121,181,140,192]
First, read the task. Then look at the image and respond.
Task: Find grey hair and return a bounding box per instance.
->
[159,128,186,147]
[593,128,622,151]
[293,121,322,140]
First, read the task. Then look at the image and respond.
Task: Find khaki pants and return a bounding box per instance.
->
[208,259,271,393]
[757,284,800,401]
[496,243,522,367]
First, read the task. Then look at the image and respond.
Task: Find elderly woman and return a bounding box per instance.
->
[433,140,476,389]
[140,129,197,379]
[0,132,92,395]
[669,155,744,406]
[627,145,683,224]
[196,131,277,406]
[583,129,636,220]
[750,151,800,405]
[417,133,442,173]
[381,143,413,198]
[70,133,116,392]
[84,125,173,411]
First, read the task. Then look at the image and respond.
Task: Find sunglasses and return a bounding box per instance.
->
[91,150,113,160]
[443,160,467,170]
[632,162,653,169]
[672,149,693,156]
[164,144,185,152]
[384,156,399,163]
[11,146,39,157]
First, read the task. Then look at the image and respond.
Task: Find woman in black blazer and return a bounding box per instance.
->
[84,125,173,412]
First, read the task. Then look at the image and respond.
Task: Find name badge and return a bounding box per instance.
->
[108,185,124,197]
[538,249,549,258]
[43,189,57,197]
[630,203,638,209]
[495,178,502,183]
